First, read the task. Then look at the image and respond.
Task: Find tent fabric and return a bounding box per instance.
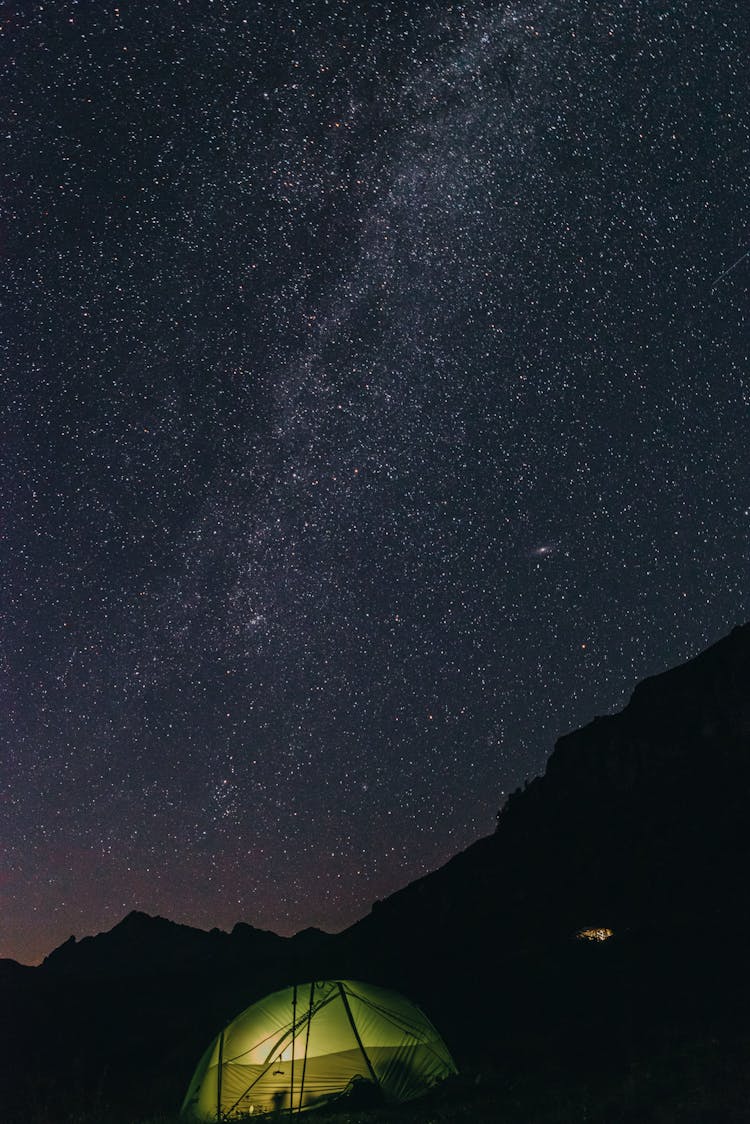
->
[181,979,457,1119]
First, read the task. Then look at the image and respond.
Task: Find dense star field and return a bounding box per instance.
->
[3,1,748,964]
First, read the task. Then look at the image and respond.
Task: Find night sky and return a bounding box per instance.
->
[3,1,748,965]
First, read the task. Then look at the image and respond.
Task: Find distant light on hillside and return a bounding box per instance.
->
[577,927,613,942]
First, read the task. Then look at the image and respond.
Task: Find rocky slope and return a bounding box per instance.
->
[343,623,750,977]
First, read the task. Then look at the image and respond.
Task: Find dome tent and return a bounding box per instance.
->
[181,978,457,1118]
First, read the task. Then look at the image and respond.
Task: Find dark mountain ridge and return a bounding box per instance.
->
[33,623,750,983]
[340,623,750,972]
[40,909,310,977]
[4,623,750,1120]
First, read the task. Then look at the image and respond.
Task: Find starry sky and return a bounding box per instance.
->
[2,0,748,964]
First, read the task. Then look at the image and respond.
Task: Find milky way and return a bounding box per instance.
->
[3,1,748,962]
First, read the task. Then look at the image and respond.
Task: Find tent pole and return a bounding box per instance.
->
[222,992,338,1120]
[298,981,315,1115]
[216,1029,224,1123]
[289,983,297,1120]
[337,982,381,1092]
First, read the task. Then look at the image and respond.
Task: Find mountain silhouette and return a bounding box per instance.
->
[3,623,750,1121]
[343,621,750,975]
[42,910,296,977]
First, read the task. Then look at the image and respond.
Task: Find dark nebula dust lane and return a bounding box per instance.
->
[2,1,748,963]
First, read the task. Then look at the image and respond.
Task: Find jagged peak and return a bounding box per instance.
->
[291,926,329,942]
[117,909,163,928]
[498,622,750,809]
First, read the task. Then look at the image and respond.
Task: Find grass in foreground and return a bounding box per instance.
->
[11,1031,750,1124]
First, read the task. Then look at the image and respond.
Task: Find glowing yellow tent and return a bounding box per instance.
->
[181,979,457,1118]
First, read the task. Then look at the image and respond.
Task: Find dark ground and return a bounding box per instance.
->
[6,928,750,1123]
